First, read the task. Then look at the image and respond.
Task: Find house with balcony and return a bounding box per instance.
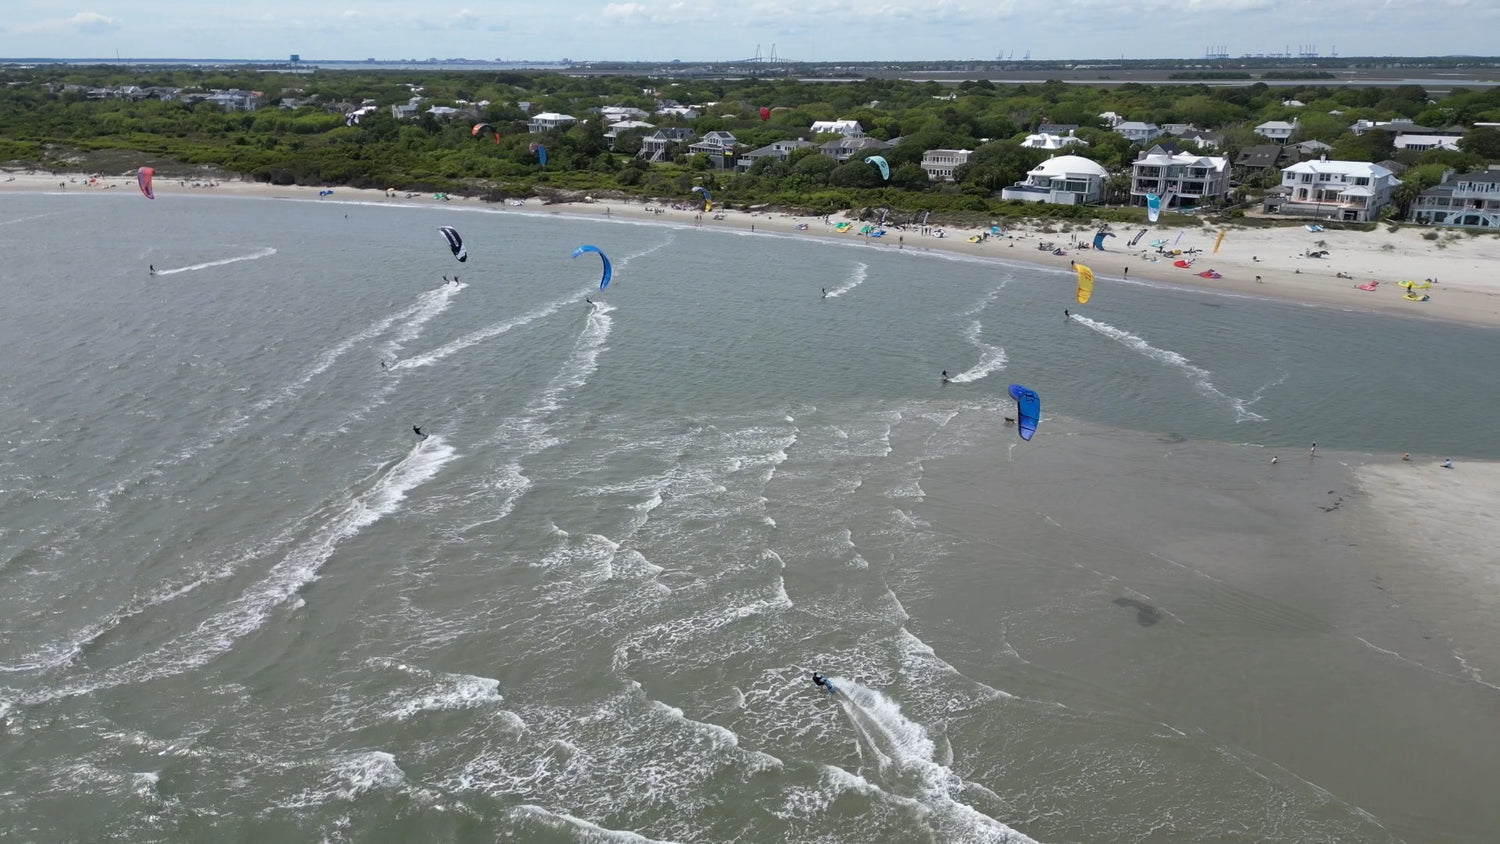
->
[921,149,972,182]
[1408,165,1500,228]
[1268,159,1399,222]
[1392,126,1467,153]
[1254,119,1298,143]
[1176,129,1221,150]
[1113,121,1163,144]
[688,131,739,168]
[736,139,815,172]
[1130,146,1230,209]
[1000,154,1109,205]
[639,127,696,162]
[527,112,576,133]
[204,89,262,111]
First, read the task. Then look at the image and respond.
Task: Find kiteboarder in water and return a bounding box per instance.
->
[413,425,427,440]
[149,264,155,275]
[811,672,835,694]
[941,370,950,383]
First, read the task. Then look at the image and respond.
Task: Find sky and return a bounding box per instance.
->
[0,0,1496,63]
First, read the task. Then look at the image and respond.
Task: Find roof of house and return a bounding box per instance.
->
[1283,159,1395,179]
[1030,155,1109,179]
[1236,145,1287,168]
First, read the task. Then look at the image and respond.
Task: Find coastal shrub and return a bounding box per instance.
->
[1422,231,1440,240]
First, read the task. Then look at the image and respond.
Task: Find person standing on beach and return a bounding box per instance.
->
[1123,266,1129,278]
[1310,442,1317,457]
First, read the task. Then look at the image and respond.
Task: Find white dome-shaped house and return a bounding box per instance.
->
[1001,154,1110,205]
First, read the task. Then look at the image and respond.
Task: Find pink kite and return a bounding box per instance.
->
[1356,281,1379,291]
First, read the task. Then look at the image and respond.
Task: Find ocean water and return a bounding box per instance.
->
[2,192,1498,843]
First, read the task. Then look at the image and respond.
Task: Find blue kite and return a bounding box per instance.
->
[572,245,612,291]
[1008,384,1041,441]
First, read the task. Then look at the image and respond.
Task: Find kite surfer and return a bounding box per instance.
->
[1064,309,1071,320]
[811,672,835,694]
[149,264,155,275]
[585,296,592,305]
[413,425,428,440]
[941,370,950,383]
[821,288,827,298]
[380,359,388,370]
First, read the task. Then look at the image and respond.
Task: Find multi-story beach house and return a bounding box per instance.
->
[638,128,696,163]
[1408,165,1500,228]
[735,139,816,172]
[1254,119,1298,143]
[1000,154,1109,205]
[1270,158,1400,222]
[527,112,576,133]
[688,131,739,168]
[1130,146,1231,209]
[920,149,973,182]
[604,120,655,150]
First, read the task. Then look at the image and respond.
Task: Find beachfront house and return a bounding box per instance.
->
[1254,119,1298,143]
[735,139,815,172]
[688,131,739,168]
[527,112,576,133]
[1408,165,1500,228]
[1114,122,1163,144]
[1000,154,1109,205]
[1021,131,1088,151]
[638,127,696,163]
[921,149,972,182]
[1130,146,1230,209]
[1270,158,1399,222]
[599,105,650,122]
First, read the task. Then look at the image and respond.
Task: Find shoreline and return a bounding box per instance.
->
[7,171,1500,329]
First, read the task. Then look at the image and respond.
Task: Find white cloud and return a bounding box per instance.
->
[69,12,121,34]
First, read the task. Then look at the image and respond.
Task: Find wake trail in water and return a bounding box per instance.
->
[1073,314,1265,422]
[152,247,277,275]
[833,679,1039,842]
[0,211,64,227]
[393,290,578,370]
[959,282,1007,317]
[10,436,458,707]
[824,262,868,298]
[948,320,1007,384]
[467,302,617,526]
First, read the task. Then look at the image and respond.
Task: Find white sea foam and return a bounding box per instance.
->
[152,247,276,275]
[282,751,407,808]
[373,660,505,720]
[948,321,1007,384]
[510,804,684,843]
[835,679,1037,842]
[824,261,868,298]
[1074,314,1265,422]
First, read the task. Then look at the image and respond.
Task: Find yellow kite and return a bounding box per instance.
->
[1075,263,1095,304]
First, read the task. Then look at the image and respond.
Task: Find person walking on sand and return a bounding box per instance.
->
[1123,266,1129,278]
[1310,442,1317,457]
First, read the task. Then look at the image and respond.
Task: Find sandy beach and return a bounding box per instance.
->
[8,170,1500,328]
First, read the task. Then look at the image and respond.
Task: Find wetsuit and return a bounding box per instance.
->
[413,425,427,439]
